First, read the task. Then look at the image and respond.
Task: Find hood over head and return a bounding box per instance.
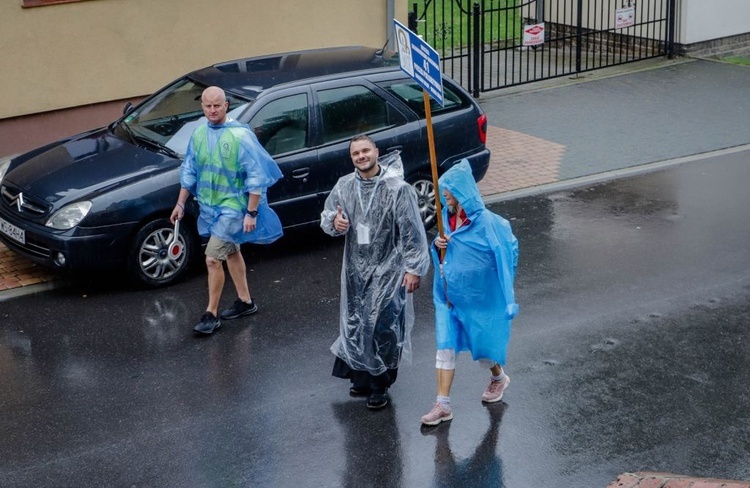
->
[438,159,484,218]
[378,149,404,180]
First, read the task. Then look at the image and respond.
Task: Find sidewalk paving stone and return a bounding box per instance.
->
[608,472,750,488]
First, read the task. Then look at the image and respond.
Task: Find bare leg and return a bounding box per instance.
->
[490,363,503,377]
[225,250,251,302]
[437,368,455,397]
[206,256,224,315]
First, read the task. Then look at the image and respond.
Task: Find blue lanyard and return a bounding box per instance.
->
[356,174,382,218]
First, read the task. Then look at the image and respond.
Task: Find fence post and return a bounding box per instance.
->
[536,0,545,23]
[667,0,677,59]
[575,0,583,74]
[409,3,418,34]
[472,2,481,98]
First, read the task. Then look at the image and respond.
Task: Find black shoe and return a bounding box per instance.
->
[367,390,389,409]
[349,386,372,397]
[220,299,258,320]
[194,312,221,335]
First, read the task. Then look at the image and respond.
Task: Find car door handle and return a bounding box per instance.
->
[292,168,310,179]
[386,145,403,153]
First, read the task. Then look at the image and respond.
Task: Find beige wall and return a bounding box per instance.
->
[0,0,410,119]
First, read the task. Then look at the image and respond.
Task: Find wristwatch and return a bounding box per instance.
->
[246,209,258,218]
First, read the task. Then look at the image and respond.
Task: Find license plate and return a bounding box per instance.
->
[0,216,26,244]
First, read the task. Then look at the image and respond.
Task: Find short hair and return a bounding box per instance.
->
[349,134,376,150]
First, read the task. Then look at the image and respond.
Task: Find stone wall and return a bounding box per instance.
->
[677,32,750,58]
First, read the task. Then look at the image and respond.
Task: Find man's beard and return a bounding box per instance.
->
[357,160,377,173]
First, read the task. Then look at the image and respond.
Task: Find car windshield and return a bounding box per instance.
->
[117,78,251,156]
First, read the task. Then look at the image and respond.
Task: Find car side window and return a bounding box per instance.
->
[249,94,309,156]
[381,81,465,117]
[317,85,406,144]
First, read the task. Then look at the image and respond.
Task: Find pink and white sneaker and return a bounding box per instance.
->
[420,402,453,426]
[481,374,510,403]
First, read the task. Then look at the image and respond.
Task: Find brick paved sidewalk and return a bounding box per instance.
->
[609,472,750,488]
[0,242,53,291]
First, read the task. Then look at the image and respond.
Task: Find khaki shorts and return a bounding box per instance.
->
[205,235,240,261]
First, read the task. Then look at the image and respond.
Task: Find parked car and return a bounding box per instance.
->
[0,46,490,287]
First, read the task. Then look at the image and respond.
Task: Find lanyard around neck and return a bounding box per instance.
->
[356,174,382,219]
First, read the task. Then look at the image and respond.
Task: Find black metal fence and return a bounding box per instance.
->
[409,0,677,97]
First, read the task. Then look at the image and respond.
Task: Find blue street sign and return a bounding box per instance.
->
[393,19,444,107]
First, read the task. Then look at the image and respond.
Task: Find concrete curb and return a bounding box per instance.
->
[483,143,750,205]
[0,280,67,302]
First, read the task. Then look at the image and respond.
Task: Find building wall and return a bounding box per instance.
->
[2,0,749,129]
[0,0,409,120]
[679,0,750,44]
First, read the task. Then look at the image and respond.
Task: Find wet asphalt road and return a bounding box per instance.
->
[1,149,750,487]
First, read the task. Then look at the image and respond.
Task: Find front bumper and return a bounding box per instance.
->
[0,208,136,272]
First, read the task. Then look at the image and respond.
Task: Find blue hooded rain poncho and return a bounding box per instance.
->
[321,151,431,376]
[432,160,519,366]
[180,119,283,244]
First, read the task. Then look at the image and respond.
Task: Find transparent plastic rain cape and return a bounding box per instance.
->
[321,151,430,375]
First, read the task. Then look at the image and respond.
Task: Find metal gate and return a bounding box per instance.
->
[409,0,677,97]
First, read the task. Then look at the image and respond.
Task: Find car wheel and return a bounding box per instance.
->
[128,218,194,288]
[409,174,437,231]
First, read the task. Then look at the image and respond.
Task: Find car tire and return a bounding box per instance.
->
[128,217,195,288]
[409,173,438,231]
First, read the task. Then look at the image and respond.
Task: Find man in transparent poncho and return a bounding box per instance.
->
[321,135,430,409]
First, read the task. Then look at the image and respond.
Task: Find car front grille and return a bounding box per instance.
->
[0,231,52,259]
[1,184,50,218]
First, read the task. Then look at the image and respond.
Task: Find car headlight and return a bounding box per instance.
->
[46,201,93,230]
[0,156,15,183]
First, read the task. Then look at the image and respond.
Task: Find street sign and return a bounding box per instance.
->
[393,19,444,107]
[392,19,448,247]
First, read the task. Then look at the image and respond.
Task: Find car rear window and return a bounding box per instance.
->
[380,81,465,117]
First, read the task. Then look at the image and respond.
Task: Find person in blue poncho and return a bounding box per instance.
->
[171,86,283,335]
[420,160,519,426]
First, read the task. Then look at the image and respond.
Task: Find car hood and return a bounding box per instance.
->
[6,127,179,206]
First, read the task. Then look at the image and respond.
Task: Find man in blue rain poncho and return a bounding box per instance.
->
[420,160,519,426]
[321,135,430,410]
[171,86,283,335]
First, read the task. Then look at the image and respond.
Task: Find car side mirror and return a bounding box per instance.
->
[123,102,134,116]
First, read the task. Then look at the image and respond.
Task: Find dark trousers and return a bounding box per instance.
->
[332,357,398,392]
